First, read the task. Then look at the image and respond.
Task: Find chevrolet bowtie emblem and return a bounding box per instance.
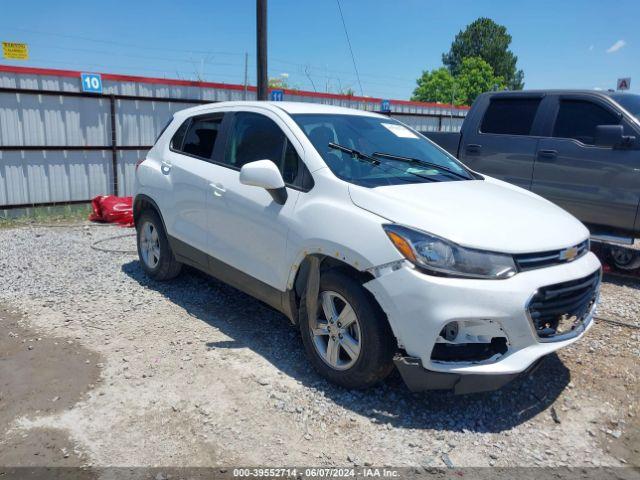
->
[559,246,579,261]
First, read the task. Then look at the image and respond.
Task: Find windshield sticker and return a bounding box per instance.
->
[381,123,419,139]
[407,167,439,175]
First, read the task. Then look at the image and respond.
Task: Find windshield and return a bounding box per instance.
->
[610,93,640,121]
[292,114,472,187]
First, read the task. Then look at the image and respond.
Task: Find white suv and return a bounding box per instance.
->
[134,101,601,394]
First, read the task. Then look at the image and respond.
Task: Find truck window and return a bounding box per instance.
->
[553,100,620,145]
[480,98,541,136]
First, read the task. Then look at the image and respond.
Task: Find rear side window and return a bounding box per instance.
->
[225,112,304,186]
[553,100,620,145]
[170,120,189,150]
[172,114,224,160]
[480,98,541,135]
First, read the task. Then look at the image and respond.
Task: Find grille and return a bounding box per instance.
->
[527,269,600,341]
[515,240,589,271]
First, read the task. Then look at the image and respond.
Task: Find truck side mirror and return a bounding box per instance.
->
[594,125,624,148]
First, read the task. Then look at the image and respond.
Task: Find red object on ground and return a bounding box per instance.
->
[89,195,134,227]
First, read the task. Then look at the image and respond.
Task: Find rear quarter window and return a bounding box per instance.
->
[480,98,541,136]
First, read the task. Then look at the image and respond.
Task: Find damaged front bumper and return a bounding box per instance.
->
[364,252,601,394]
[394,354,544,395]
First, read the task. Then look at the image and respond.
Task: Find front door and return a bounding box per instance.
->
[531,96,640,233]
[204,109,308,291]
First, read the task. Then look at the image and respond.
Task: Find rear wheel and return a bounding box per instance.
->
[136,209,182,280]
[299,270,395,389]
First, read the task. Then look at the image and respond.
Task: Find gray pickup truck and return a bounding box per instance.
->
[425,90,640,270]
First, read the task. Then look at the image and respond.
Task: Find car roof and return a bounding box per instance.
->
[175,101,386,118]
[485,89,624,97]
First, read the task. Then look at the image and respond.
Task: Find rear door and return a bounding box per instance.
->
[162,112,226,257]
[460,94,544,189]
[531,94,640,233]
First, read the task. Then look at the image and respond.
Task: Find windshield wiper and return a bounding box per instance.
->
[328,142,381,165]
[328,143,438,182]
[371,152,470,180]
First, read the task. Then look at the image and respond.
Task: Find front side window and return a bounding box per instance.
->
[553,100,620,145]
[292,114,472,188]
[173,114,223,160]
[610,93,640,121]
[480,98,541,135]
[225,112,301,185]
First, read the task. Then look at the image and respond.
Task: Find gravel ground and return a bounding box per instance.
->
[0,222,638,469]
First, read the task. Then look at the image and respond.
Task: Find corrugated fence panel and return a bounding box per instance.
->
[117,150,149,196]
[0,150,113,205]
[115,99,194,147]
[392,115,441,132]
[0,92,110,146]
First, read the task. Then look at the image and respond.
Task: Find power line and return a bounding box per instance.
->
[0,25,246,58]
[1,23,417,90]
[335,0,364,97]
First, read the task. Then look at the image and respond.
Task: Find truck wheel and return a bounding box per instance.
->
[299,270,395,389]
[136,209,182,280]
[609,246,640,271]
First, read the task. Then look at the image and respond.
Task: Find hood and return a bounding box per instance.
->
[348,178,589,254]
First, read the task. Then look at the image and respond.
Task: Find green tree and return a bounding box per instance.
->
[442,17,524,90]
[411,67,465,104]
[456,57,505,105]
[268,77,289,89]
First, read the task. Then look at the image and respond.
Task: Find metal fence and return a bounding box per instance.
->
[0,65,467,210]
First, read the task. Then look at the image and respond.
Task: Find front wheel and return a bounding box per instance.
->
[299,270,395,389]
[609,245,640,271]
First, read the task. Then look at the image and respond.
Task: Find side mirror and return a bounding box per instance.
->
[239,159,288,205]
[595,125,624,148]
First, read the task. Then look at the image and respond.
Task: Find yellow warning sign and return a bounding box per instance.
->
[2,42,29,60]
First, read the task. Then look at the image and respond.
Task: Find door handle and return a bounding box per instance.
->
[538,149,558,160]
[465,144,482,154]
[210,183,226,197]
[160,161,172,174]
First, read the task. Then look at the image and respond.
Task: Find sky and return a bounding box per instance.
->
[1,0,638,100]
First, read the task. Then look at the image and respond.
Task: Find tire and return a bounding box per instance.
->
[136,209,182,281]
[609,245,640,271]
[299,270,395,389]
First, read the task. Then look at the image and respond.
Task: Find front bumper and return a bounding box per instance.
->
[364,251,601,390]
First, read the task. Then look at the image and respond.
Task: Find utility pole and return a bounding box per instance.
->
[256,0,268,100]
[450,84,455,131]
[243,52,249,100]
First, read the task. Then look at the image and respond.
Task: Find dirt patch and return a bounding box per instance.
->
[557,316,639,466]
[0,305,101,467]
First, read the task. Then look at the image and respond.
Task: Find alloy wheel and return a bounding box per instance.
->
[139,221,161,269]
[310,290,362,370]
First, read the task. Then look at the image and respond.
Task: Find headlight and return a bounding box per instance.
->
[383,224,517,279]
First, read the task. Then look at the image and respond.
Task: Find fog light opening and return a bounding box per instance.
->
[432,319,509,364]
[440,321,459,341]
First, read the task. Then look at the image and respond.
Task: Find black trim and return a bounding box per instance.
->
[0,86,209,104]
[167,234,294,320]
[394,355,544,395]
[1,199,92,210]
[0,145,151,151]
[267,187,288,205]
